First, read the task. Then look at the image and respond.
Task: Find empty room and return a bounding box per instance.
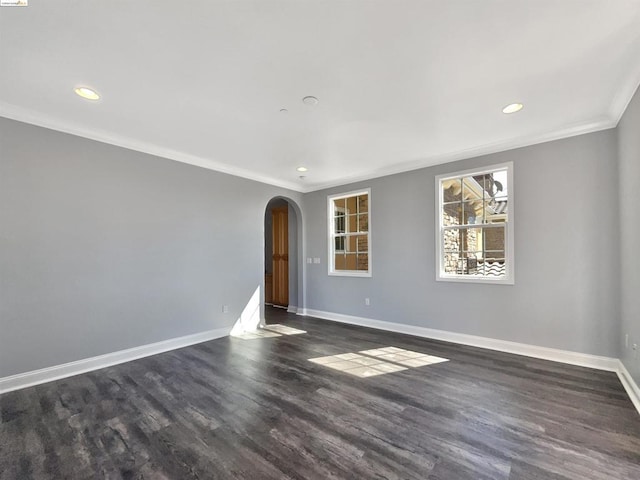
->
[1,1,640,479]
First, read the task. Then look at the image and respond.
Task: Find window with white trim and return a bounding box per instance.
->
[328,189,371,276]
[436,163,513,284]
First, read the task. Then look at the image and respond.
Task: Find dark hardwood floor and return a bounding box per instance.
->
[1,307,639,479]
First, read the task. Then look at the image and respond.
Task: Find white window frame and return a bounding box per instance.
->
[435,162,514,285]
[328,188,372,277]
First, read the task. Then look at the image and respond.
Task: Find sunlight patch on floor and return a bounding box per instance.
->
[309,347,449,377]
[263,324,306,335]
[232,324,306,340]
[233,330,282,339]
[358,347,449,368]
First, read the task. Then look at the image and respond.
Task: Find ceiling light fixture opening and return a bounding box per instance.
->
[502,103,523,114]
[74,87,100,101]
[302,96,319,106]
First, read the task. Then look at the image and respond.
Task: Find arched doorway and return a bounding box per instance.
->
[263,197,303,324]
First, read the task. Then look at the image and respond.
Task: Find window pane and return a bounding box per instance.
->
[461,227,482,253]
[347,214,357,233]
[347,235,356,252]
[356,235,368,253]
[334,236,345,252]
[333,198,345,212]
[335,251,367,272]
[345,253,357,270]
[474,174,490,193]
[483,226,505,252]
[443,252,481,275]
[443,228,462,253]
[443,251,460,274]
[463,255,479,274]
[484,197,507,223]
[358,214,368,232]
[357,194,369,214]
[487,171,507,198]
[462,178,483,201]
[443,202,462,226]
[335,216,345,233]
[462,201,482,225]
[482,252,506,277]
[346,196,357,214]
[356,253,369,271]
[442,178,462,202]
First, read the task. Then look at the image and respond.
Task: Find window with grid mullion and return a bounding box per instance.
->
[328,189,371,276]
[436,164,513,283]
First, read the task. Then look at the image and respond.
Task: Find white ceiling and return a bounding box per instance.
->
[1,1,640,192]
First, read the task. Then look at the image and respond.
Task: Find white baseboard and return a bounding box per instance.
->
[302,309,620,372]
[4,312,638,416]
[287,305,298,314]
[617,361,640,415]
[0,327,230,394]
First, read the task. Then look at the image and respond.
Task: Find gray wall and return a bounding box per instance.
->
[303,129,620,357]
[618,85,640,384]
[0,117,301,378]
[287,203,299,310]
[0,105,632,378]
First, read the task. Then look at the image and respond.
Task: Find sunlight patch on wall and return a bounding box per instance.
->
[229,286,262,336]
[309,347,448,378]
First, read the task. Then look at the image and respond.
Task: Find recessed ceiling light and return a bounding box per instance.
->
[502,103,523,114]
[74,87,100,101]
[302,96,319,106]
[296,166,308,172]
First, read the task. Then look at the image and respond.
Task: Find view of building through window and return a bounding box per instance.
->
[328,189,370,276]
[437,165,512,282]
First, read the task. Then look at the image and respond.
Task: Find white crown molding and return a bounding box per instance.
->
[0,102,302,192]
[299,116,617,193]
[0,327,230,394]
[0,101,618,195]
[617,361,640,416]
[609,65,640,125]
[302,308,620,371]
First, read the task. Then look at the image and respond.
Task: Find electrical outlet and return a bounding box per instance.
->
[306,257,312,264]
[313,257,321,264]
[222,305,229,313]
[365,298,370,306]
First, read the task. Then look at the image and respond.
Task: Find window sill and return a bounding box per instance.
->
[329,270,372,278]
[436,274,514,285]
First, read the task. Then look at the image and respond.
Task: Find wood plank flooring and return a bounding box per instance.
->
[1,308,639,479]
